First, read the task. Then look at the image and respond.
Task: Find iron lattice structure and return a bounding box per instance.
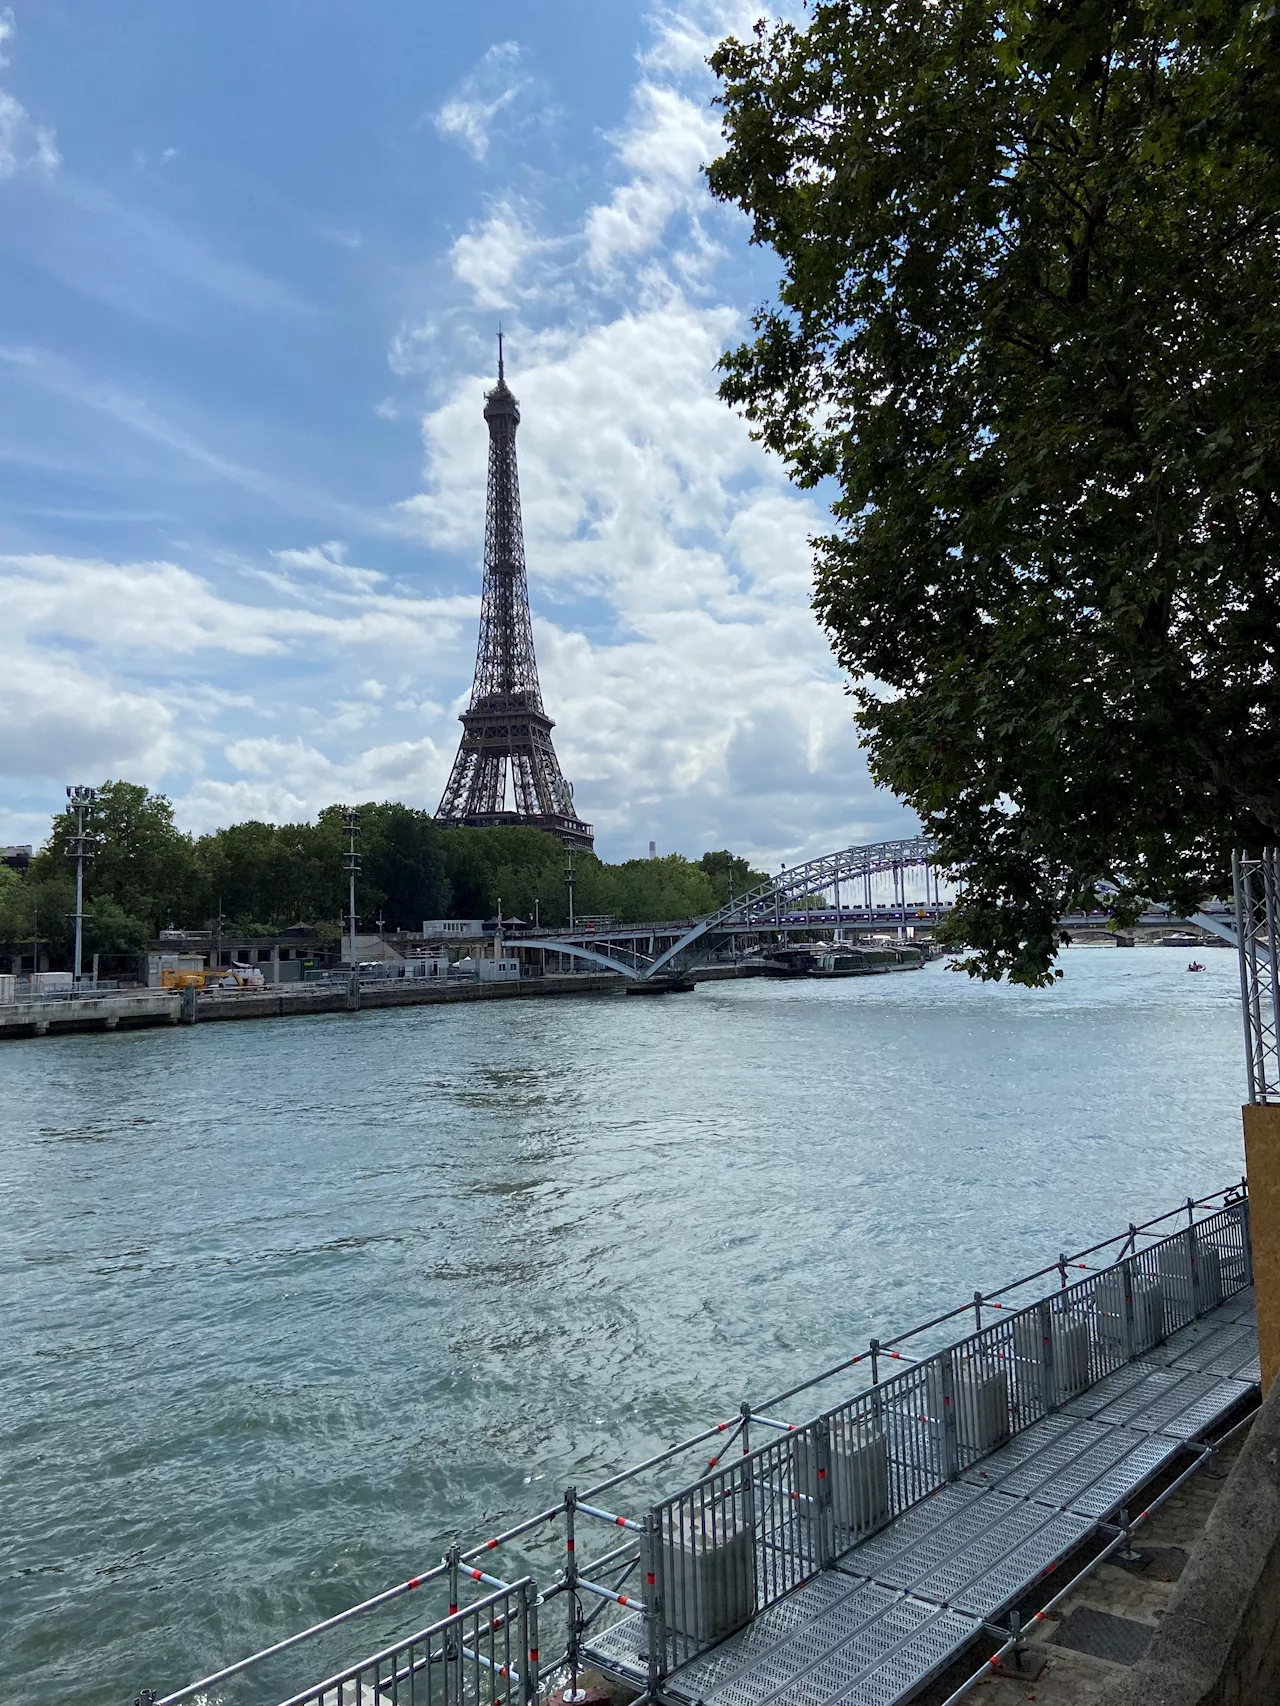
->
[1233,849,1280,1103]
[436,342,593,853]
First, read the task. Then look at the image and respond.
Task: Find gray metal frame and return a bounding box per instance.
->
[140,1186,1254,1706]
[1233,849,1280,1103]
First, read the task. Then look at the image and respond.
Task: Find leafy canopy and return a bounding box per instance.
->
[708,0,1280,983]
[2,782,767,966]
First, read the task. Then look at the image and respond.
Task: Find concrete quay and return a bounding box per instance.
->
[0,972,627,1040]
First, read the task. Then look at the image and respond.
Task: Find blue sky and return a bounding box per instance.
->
[0,0,917,864]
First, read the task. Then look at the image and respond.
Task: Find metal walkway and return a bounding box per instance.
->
[585,1291,1258,1706]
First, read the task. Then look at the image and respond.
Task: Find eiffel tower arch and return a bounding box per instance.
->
[436,339,594,853]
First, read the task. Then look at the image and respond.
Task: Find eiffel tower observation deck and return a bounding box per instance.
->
[436,338,594,853]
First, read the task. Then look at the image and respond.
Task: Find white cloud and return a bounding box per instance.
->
[585,83,722,274]
[0,649,183,781]
[0,11,59,179]
[434,42,535,163]
[2,2,909,867]
[1,552,476,658]
[389,3,916,866]
[0,548,479,829]
[448,201,563,310]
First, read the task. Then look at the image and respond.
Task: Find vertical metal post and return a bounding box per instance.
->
[1120,1256,1136,1361]
[563,1486,580,1699]
[445,1544,462,1706]
[1266,853,1280,1096]
[1038,1299,1058,1411]
[343,808,361,1008]
[73,825,85,981]
[1187,1200,1204,1316]
[939,1352,960,1479]
[1116,1505,1143,1565]
[973,1291,983,1333]
[643,1508,666,1695]
[1233,851,1258,1102]
[814,1415,835,1569]
[523,1580,539,1704]
[740,1398,751,1458]
[1242,1192,1255,1287]
[65,784,98,986]
[869,1338,880,1386]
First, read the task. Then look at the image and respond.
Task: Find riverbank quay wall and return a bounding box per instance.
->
[0,962,790,1041]
[0,972,629,1039]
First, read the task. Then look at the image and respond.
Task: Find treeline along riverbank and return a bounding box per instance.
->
[1,782,767,974]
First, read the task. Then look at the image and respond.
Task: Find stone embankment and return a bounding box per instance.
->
[0,960,789,1040]
[0,973,627,1040]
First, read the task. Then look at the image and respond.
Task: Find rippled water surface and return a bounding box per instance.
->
[0,950,1249,1704]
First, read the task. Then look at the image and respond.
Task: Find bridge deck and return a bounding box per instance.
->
[585,1292,1258,1706]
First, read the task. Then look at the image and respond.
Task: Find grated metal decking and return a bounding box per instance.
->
[584,1290,1259,1706]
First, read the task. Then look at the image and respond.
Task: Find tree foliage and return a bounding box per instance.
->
[708,0,1280,983]
[1,782,767,967]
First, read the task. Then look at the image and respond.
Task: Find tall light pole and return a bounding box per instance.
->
[564,849,576,933]
[65,785,99,986]
[342,809,361,975]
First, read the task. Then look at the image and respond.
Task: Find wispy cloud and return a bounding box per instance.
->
[0,345,380,533]
[0,10,59,180]
[433,41,547,163]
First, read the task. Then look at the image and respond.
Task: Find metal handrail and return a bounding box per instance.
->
[142,1179,1251,1705]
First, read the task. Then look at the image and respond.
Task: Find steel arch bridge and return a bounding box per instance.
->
[520,835,939,983]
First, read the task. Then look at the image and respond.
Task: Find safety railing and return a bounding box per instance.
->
[636,1189,1253,1683]
[137,1181,1252,1706]
[274,1577,538,1706]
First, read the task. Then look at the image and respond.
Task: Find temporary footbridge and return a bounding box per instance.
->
[139,1185,1259,1706]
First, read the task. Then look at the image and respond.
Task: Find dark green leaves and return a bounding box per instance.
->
[710,0,1280,982]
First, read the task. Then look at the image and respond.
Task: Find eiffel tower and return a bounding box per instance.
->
[436,338,594,852]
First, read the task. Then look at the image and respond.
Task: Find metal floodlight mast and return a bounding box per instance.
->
[436,336,594,853]
[65,784,99,985]
[342,809,361,974]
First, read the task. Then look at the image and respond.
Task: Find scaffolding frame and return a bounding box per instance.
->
[1233,849,1280,1104]
[135,1181,1253,1706]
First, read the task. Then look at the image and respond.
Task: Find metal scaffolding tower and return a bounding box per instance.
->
[1233,849,1280,1103]
[436,338,593,853]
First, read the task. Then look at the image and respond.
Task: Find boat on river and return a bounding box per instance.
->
[771,943,925,977]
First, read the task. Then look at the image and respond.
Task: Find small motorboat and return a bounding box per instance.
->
[1187,961,1206,972]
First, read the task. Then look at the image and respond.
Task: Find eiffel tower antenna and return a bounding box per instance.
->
[436,343,594,852]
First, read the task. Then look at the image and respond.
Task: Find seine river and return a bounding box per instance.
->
[0,949,1248,1705]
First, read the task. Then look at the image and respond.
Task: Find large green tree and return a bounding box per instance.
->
[708,0,1280,983]
[32,781,201,947]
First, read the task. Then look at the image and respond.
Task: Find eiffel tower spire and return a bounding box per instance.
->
[436,343,594,852]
